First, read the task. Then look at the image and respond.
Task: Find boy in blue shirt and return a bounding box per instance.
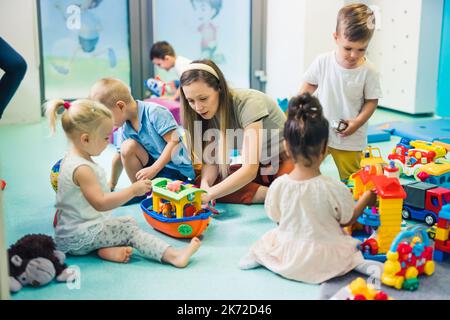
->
[90,78,194,201]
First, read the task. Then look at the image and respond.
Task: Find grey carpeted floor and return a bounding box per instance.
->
[319,259,450,300]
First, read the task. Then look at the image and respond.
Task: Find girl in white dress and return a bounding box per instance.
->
[239,93,383,284]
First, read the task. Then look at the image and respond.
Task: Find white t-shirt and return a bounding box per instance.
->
[174,55,192,78]
[303,51,382,151]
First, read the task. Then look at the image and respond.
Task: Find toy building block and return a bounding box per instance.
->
[350,163,406,261]
[433,204,450,262]
[368,125,391,143]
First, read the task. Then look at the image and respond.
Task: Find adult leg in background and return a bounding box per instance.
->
[0,37,27,119]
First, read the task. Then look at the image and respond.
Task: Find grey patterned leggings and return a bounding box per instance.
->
[69,216,170,262]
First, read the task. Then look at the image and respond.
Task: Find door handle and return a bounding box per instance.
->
[254,70,267,83]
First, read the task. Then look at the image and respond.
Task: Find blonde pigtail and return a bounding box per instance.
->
[45,99,66,134]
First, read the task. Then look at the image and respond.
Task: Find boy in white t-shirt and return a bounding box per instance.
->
[150,41,192,101]
[300,3,382,182]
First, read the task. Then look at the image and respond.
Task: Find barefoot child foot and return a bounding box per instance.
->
[97,247,133,263]
[162,237,201,268]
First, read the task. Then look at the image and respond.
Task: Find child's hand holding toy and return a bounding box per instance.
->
[338,119,361,137]
[132,179,152,197]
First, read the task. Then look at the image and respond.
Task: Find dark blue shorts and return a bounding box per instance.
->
[145,156,188,182]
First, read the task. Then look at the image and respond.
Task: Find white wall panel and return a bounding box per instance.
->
[0,0,42,125]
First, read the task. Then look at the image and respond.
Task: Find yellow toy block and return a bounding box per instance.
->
[379,202,403,210]
[424,261,435,276]
[435,228,450,241]
[347,277,393,300]
[405,267,419,280]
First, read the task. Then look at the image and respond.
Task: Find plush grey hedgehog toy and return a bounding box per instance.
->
[8,234,71,292]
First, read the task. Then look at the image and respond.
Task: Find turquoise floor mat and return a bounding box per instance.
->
[0,107,432,300]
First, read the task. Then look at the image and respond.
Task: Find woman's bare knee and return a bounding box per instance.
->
[252,186,268,203]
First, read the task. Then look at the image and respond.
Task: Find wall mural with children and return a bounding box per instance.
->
[153,0,251,88]
[190,0,225,63]
[38,0,131,100]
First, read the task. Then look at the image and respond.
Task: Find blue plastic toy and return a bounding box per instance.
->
[381,119,450,144]
[277,98,289,113]
[367,125,391,143]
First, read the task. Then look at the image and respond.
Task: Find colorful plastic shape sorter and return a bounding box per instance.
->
[141,178,212,238]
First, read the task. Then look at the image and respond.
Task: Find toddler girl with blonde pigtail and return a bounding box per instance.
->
[46,99,200,266]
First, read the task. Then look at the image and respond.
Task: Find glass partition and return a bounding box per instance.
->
[38,0,131,100]
[152,0,252,88]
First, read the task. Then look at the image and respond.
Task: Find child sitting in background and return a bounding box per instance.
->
[46,99,200,266]
[150,41,192,101]
[239,93,383,284]
[299,3,382,183]
[89,78,195,204]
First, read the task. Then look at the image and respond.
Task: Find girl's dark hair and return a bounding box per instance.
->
[284,93,329,167]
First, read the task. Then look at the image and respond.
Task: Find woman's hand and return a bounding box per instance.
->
[201,192,213,205]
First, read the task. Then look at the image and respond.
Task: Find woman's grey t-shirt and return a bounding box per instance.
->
[230,89,286,164]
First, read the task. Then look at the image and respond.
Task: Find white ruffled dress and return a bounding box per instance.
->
[249,174,364,284]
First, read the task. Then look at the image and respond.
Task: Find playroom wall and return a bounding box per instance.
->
[265,0,445,116]
[365,0,443,115]
[1,1,446,123]
[0,1,42,125]
[265,0,345,100]
[437,0,450,117]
